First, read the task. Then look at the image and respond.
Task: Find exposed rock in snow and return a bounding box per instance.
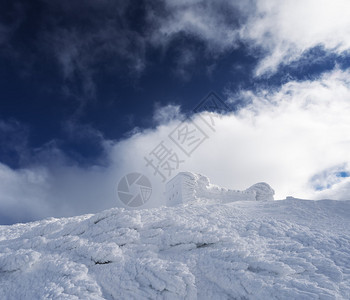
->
[0,173,350,299]
[165,172,275,206]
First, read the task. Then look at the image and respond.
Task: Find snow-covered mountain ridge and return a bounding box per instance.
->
[1,173,350,299]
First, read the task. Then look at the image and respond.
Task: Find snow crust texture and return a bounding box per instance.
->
[1,182,350,299]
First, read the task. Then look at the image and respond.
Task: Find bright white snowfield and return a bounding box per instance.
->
[1,173,350,299]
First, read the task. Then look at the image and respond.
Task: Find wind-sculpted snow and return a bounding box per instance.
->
[1,198,350,298]
[166,172,275,206]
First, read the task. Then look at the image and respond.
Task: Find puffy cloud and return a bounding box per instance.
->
[153,0,350,76]
[309,163,350,192]
[0,163,51,223]
[206,68,350,199]
[240,0,350,75]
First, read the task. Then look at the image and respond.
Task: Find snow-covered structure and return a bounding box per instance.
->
[166,172,275,206]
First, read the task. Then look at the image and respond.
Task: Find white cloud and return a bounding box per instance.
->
[316,179,350,200]
[309,163,350,191]
[0,163,51,223]
[151,0,350,77]
[240,0,350,76]
[153,104,183,125]
[2,68,350,224]
[151,0,243,52]
[205,68,350,199]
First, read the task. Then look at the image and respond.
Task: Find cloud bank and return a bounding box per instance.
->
[1,68,350,224]
[241,0,350,76]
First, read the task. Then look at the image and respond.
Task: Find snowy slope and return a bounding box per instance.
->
[1,174,350,299]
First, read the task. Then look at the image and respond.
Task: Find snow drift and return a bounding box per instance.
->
[0,172,350,299]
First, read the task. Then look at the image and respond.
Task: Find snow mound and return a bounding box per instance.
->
[0,174,350,299]
[166,172,275,206]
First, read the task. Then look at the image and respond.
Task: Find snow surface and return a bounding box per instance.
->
[1,172,350,299]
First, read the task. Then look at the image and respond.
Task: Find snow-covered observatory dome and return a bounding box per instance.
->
[245,182,275,202]
[166,172,275,206]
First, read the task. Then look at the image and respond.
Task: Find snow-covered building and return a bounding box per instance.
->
[165,172,275,206]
